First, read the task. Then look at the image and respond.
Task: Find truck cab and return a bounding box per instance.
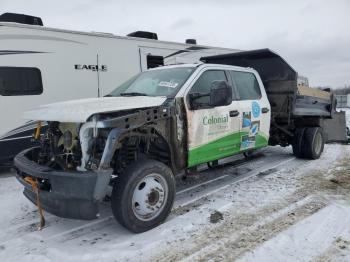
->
[179,64,271,166]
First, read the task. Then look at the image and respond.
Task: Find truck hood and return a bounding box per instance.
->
[23,96,167,123]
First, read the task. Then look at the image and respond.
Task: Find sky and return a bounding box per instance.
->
[1,0,349,88]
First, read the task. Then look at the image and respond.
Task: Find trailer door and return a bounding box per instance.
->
[228,70,271,152]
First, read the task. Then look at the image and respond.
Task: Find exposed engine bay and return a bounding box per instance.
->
[34,114,176,174]
[27,104,181,177]
[36,121,107,171]
[37,122,82,170]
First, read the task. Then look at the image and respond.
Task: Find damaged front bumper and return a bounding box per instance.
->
[14,147,112,220]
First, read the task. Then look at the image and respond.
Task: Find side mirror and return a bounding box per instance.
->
[209,80,232,107]
[189,80,232,110]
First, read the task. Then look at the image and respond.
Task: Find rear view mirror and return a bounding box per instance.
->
[189,80,232,110]
[209,80,232,107]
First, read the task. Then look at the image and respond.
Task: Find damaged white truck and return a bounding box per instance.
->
[15,49,348,233]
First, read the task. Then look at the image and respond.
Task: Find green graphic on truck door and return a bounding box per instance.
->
[185,68,271,168]
[187,100,269,167]
[188,130,268,167]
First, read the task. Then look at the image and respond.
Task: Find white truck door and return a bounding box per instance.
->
[228,70,271,152]
[185,69,241,167]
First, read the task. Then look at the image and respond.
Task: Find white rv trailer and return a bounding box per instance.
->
[0,13,238,165]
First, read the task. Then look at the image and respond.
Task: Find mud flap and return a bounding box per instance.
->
[321,111,348,143]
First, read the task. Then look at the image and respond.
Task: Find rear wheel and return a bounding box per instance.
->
[292,128,305,158]
[111,158,175,233]
[302,127,324,159]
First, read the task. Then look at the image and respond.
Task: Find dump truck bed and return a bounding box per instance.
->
[294,85,333,117]
[201,49,335,119]
[201,49,347,143]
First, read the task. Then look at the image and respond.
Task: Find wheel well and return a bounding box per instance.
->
[112,128,172,175]
[269,119,322,147]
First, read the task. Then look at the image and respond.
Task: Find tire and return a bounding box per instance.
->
[243,150,254,158]
[292,128,305,158]
[207,160,219,169]
[111,158,175,233]
[301,127,324,159]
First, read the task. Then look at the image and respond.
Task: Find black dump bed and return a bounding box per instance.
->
[202,49,347,143]
[201,49,335,121]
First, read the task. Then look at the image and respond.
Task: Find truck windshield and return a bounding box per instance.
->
[107,67,195,97]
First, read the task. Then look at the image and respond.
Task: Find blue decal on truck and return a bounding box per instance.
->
[252,101,260,118]
[242,112,251,129]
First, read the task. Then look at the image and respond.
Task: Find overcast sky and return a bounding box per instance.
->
[2,0,349,87]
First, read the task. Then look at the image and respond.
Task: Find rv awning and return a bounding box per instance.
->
[201,48,298,83]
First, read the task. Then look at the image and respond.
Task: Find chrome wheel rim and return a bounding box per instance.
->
[132,173,168,221]
[314,132,323,155]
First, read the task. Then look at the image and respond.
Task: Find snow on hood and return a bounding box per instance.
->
[23,96,167,123]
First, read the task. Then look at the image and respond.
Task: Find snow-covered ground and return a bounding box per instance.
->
[0,119,350,261]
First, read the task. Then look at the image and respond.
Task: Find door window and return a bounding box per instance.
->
[189,70,227,105]
[230,71,261,100]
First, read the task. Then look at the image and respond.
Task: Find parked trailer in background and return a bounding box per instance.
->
[0,13,237,165]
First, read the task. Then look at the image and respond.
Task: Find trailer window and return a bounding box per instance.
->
[147,55,164,69]
[230,71,261,100]
[0,67,43,96]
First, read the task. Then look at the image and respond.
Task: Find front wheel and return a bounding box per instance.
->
[111,158,175,233]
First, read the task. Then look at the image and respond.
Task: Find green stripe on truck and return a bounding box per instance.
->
[188,131,269,167]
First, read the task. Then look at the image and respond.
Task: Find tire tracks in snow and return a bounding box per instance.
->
[181,198,327,262]
[153,148,350,262]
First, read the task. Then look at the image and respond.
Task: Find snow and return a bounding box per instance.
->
[239,203,350,262]
[1,144,350,261]
[343,108,350,127]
